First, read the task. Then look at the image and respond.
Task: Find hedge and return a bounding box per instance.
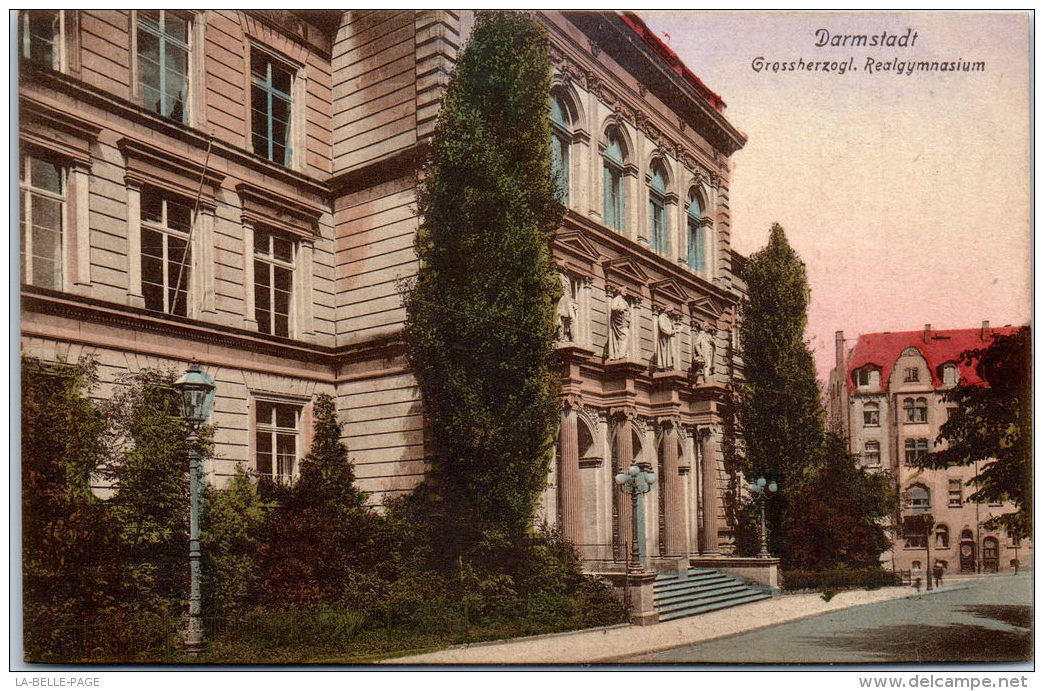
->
[781,568,899,592]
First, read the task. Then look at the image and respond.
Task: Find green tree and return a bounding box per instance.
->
[402,11,563,558]
[21,356,129,659]
[259,393,377,608]
[918,326,1031,537]
[201,466,269,616]
[738,223,825,564]
[101,369,195,616]
[785,434,896,570]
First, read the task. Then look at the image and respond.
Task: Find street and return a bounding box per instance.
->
[628,573,1032,664]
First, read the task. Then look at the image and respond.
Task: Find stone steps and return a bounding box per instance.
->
[653,568,772,622]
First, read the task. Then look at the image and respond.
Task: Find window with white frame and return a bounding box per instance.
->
[140,188,192,316]
[550,94,571,205]
[254,228,295,337]
[137,10,190,122]
[903,397,928,423]
[18,10,60,69]
[251,48,294,166]
[908,484,930,513]
[948,478,963,507]
[863,440,881,466]
[255,400,300,484]
[603,130,626,232]
[862,401,880,427]
[19,152,65,290]
[904,438,930,465]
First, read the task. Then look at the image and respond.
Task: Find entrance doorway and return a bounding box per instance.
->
[959,529,976,572]
[982,537,1000,572]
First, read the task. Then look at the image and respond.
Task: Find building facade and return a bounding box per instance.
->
[827,324,1031,575]
[18,10,749,569]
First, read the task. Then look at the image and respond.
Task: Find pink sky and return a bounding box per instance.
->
[638,11,1031,383]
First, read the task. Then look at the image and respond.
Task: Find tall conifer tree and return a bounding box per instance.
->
[404,12,563,556]
[739,224,826,564]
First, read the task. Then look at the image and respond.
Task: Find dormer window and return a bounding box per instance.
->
[855,368,880,389]
[942,363,959,387]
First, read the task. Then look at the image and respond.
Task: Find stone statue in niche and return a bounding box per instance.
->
[556,272,578,342]
[607,288,631,360]
[693,322,717,382]
[655,310,677,370]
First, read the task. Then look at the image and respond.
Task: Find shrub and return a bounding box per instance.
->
[781,568,898,592]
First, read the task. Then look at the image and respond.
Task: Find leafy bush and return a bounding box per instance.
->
[781,568,898,592]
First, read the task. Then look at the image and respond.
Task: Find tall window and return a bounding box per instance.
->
[935,524,950,549]
[863,440,881,466]
[904,397,928,423]
[603,131,625,232]
[138,10,189,122]
[686,192,705,272]
[550,95,570,205]
[251,48,293,166]
[862,401,880,427]
[255,401,300,484]
[904,438,930,465]
[141,190,192,316]
[948,478,963,507]
[942,364,959,386]
[19,153,65,290]
[255,229,295,337]
[648,164,668,255]
[19,10,60,69]
[909,484,930,513]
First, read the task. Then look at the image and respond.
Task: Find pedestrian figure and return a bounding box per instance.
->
[933,561,944,589]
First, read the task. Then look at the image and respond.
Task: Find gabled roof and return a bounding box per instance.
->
[845,327,1020,392]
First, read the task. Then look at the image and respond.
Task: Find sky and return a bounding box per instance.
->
[638,11,1031,383]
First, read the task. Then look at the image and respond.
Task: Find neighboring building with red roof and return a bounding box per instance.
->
[827,323,1030,575]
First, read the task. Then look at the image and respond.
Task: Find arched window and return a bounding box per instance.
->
[863,401,880,427]
[550,94,571,204]
[603,130,626,232]
[908,484,930,513]
[648,163,668,255]
[935,524,950,549]
[687,191,705,272]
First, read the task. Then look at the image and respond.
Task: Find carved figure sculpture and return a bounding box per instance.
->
[556,272,577,342]
[608,290,631,360]
[694,323,716,381]
[655,311,677,370]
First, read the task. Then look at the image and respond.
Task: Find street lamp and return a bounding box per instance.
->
[173,361,216,653]
[748,476,778,559]
[615,463,657,570]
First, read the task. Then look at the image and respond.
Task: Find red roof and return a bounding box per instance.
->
[845,327,1019,393]
[618,12,725,113]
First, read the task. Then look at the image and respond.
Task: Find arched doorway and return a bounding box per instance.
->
[983,536,1000,572]
[959,529,976,572]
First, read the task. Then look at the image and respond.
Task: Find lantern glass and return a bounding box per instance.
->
[757,477,767,487]
[769,481,778,493]
[615,473,627,485]
[174,363,216,425]
[628,465,640,476]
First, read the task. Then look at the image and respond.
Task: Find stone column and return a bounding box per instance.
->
[558,395,585,548]
[700,426,721,556]
[659,416,686,556]
[612,406,636,561]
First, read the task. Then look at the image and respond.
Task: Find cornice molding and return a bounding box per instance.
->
[118,137,226,203]
[237,182,324,238]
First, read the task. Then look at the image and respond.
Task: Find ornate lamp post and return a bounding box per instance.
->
[173,361,216,652]
[615,463,657,570]
[748,476,777,558]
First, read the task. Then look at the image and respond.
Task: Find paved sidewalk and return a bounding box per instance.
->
[385,581,974,664]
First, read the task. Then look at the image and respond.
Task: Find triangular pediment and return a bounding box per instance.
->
[689,293,726,320]
[602,256,650,287]
[553,230,602,265]
[649,278,689,308]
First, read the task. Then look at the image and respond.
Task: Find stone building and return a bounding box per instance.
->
[19,10,750,571]
[827,324,1031,575]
